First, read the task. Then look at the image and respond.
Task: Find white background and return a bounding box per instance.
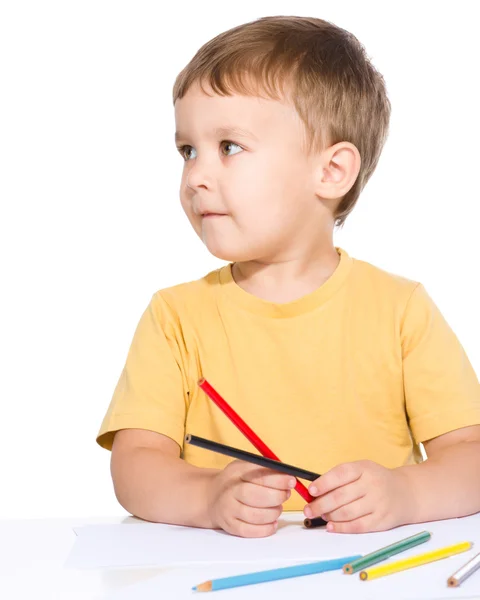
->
[0,1,478,519]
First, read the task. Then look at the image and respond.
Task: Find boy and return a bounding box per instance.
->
[96,15,480,538]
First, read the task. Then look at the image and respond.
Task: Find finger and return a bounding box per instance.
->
[321,495,369,523]
[230,518,279,538]
[240,467,296,491]
[237,503,283,525]
[235,482,292,508]
[309,462,363,497]
[325,513,378,534]
[305,480,364,518]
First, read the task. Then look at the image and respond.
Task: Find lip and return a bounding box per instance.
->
[201,213,227,218]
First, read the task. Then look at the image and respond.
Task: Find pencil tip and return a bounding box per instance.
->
[194,582,212,592]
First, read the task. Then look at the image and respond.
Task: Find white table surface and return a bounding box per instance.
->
[0,514,160,599]
[1,513,480,600]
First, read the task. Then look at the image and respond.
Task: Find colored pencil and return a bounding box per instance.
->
[360,541,473,581]
[343,531,431,574]
[447,551,480,587]
[192,554,362,592]
[197,378,316,503]
[185,434,321,480]
[304,516,328,529]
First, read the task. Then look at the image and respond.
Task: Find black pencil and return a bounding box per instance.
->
[304,516,328,528]
[185,434,321,481]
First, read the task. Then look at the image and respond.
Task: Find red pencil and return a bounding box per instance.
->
[197,378,314,503]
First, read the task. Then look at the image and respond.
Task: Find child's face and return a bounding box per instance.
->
[174,80,329,263]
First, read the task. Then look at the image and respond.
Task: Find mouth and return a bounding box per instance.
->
[201,213,227,218]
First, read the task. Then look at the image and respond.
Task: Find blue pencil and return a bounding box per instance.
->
[192,554,362,592]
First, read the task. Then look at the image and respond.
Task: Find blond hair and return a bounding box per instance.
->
[173,15,391,227]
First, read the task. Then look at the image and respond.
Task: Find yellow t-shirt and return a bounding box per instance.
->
[97,247,480,510]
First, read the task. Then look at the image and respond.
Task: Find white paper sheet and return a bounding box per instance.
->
[65,513,480,571]
[101,554,480,600]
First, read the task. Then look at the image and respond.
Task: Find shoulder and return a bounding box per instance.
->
[148,265,229,322]
[349,252,421,308]
[348,254,453,350]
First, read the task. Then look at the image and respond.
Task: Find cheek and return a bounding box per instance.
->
[230,161,300,224]
[179,190,202,232]
[226,159,280,211]
[179,192,189,214]
[179,186,193,217]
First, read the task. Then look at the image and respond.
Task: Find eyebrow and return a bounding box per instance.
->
[174,126,258,143]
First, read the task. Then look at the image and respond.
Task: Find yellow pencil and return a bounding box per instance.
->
[360,541,473,581]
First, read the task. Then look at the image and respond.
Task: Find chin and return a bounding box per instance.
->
[203,240,255,263]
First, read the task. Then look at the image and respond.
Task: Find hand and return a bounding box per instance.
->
[207,460,296,538]
[303,460,412,533]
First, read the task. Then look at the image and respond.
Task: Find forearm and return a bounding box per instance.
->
[399,441,480,523]
[111,446,219,528]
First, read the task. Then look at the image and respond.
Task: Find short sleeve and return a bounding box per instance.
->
[96,293,189,450]
[402,283,480,443]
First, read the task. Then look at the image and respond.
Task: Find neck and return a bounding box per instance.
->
[231,244,340,304]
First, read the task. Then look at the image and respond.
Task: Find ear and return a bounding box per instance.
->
[315,142,361,200]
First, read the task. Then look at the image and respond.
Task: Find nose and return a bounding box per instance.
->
[184,154,216,191]
[186,168,209,191]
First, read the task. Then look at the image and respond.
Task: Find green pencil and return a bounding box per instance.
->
[342,531,431,574]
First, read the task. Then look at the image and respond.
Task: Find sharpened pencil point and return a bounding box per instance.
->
[194,582,212,592]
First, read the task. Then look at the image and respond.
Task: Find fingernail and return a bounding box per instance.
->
[304,506,312,518]
[288,479,296,488]
[309,486,318,496]
[273,520,279,529]
[326,522,334,532]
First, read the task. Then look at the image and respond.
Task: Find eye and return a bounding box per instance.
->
[220,141,243,157]
[177,141,243,161]
[177,145,194,161]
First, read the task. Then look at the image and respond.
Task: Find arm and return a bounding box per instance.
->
[111,428,219,528]
[304,425,480,533]
[111,428,293,536]
[400,424,480,522]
